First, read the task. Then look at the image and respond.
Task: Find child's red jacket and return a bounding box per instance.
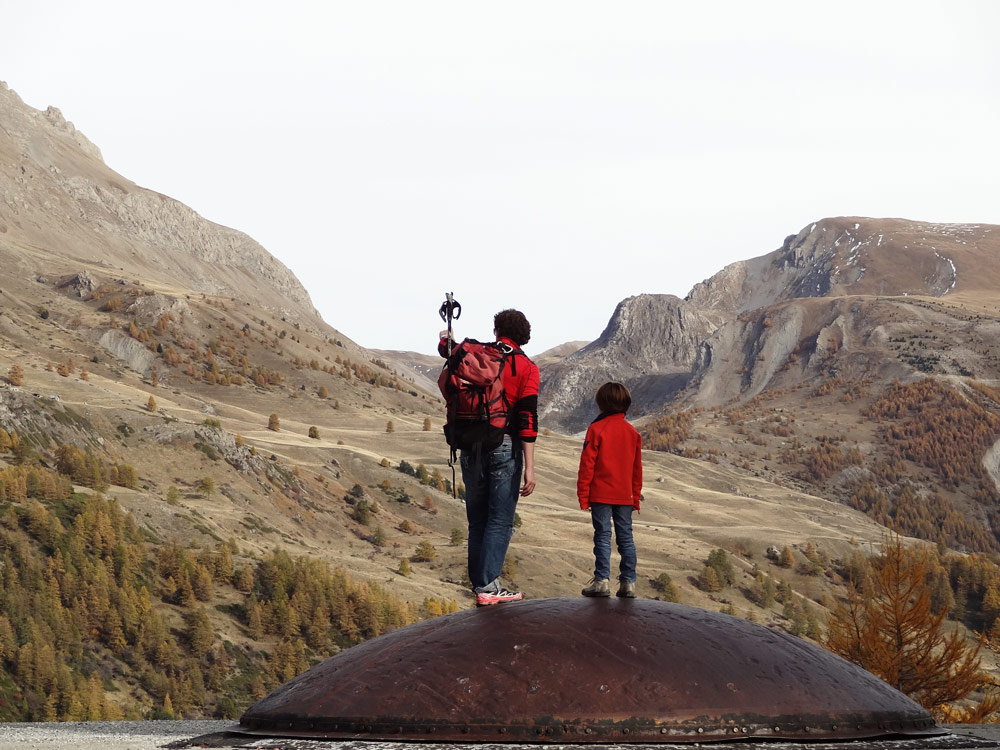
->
[577,412,643,510]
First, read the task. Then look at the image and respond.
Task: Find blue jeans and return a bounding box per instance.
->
[591,503,636,583]
[461,435,522,591]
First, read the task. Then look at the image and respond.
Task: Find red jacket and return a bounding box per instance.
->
[577,412,642,510]
[439,336,539,441]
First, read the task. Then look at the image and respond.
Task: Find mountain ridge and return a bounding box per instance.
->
[541,216,1000,433]
[0,81,319,328]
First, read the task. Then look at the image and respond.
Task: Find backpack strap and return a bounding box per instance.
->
[498,342,523,376]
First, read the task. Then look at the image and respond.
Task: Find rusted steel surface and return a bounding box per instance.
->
[238,598,944,743]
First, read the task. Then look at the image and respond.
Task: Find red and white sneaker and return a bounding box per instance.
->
[475,587,524,606]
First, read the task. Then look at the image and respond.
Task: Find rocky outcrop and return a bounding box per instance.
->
[126,292,191,321]
[684,224,843,317]
[98,329,157,375]
[0,387,102,449]
[540,294,714,433]
[688,299,848,406]
[57,271,99,299]
[41,103,104,162]
[984,437,1000,495]
[0,81,105,163]
[139,422,290,486]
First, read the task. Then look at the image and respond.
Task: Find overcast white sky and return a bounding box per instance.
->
[4,2,1000,355]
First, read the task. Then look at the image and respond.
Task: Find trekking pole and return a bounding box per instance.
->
[438,292,461,497]
[438,292,461,358]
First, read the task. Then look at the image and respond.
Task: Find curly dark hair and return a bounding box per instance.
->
[493,309,531,346]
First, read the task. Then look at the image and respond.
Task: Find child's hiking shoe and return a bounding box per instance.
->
[617,580,636,598]
[582,578,611,597]
[475,587,524,607]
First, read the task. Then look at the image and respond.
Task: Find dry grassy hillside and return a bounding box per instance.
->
[0,244,906,639]
[0,272,891,609]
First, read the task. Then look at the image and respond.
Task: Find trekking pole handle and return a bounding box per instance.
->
[439,293,461,324]
[439,292,461,358]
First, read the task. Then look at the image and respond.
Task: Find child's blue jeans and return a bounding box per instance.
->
[590,502,636,583]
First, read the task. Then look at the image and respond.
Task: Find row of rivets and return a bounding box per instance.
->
[243,717,939,738]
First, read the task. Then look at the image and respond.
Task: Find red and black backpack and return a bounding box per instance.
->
[438,338,522,455]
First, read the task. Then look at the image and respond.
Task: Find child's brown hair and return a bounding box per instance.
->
[596,382,631,415]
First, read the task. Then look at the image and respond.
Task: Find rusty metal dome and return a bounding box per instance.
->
[238,597,944,743]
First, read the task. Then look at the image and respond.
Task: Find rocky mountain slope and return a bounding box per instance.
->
[542,217,1000,433]
[540,295,715,430]
[541,215,1000,558]
[0,82,317,326]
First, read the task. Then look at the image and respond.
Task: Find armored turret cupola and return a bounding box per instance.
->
[238,598,946,743]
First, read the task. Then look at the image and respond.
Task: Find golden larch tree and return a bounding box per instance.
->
[825,535,999,719]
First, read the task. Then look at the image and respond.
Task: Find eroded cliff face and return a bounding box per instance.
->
[0,82,318,325]
[540,217,1000,432]
[540,294,714,433]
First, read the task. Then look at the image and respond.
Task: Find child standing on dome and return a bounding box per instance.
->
[577,382,643,598]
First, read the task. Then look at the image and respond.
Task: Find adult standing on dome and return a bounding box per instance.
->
[439,308,539,606]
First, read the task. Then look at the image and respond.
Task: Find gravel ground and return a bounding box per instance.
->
[0,720,231,749]
[0,723,998,750]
